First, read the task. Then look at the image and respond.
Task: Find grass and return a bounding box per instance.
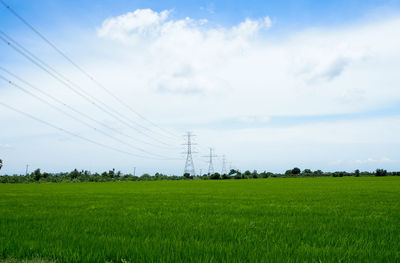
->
[0,177,399,262]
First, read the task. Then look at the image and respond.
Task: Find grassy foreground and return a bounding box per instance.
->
[0,177,399,262]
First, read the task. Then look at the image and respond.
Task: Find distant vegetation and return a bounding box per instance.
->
[0,166,399,183]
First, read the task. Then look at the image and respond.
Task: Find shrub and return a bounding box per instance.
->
[291,167,301,175]
[183,173,193,179]
[222,174,231,179]
[210,173,221,180]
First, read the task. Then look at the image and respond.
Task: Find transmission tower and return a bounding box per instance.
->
[203,148,218,175]
[183,132,196,176]
[221,155,227,175]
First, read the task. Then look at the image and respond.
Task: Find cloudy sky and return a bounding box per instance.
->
[1,0,400,175]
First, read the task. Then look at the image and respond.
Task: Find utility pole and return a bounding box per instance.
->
[25,164,29,175]
[203,148,218,175]
[133,167,136,177]
[183,132,196,176]
[221,155,227,175]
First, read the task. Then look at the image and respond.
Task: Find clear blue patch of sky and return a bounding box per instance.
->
[1,0,400,33]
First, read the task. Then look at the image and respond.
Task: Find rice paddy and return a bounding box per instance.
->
[0,177,399,262]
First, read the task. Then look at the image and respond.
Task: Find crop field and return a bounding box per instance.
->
[0,177,399,262]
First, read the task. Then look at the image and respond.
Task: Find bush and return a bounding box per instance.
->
[332,172,344,177]
[285,170,292,176]
[234,174,242,179]
[313,170,323,176]
[222,174,231,180]
[210,173,221,180]
[183,173,193,179]
[260,172,272,178]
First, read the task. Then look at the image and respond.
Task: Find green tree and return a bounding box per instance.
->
[376,169,387,177]
[242,170,251,179]
[33,169,41,181]
[292,167,301,175]
[70,169,80,179]
[354,169,360,177]
[183,173,192,179]
[210,173,221,180]
[140,173,151,181]
[285,170,292,176]
[313,170,323,176]
[109,168,116,178]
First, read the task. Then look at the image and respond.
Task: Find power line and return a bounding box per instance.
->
[0,0,180,140]
[0,30,178,147]
[0,66,177,151]
[0,101,177,160]
[0,74,179,160]
[0,31,178,149]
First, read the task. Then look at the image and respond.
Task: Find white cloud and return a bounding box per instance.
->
[98,9,271,41]
[232,17,272,37]
[98,9,170,41]
[93,10,400,122]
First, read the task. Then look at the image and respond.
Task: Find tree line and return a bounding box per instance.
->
[0,166,399,183]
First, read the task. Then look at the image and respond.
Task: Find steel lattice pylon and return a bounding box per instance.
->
[183,132,196,176]
[203,148,218,175]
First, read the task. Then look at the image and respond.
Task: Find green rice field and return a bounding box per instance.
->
[0,177,399,262]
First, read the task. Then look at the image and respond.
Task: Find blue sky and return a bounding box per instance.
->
[1,0,400,175]
[2,0,400,32]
